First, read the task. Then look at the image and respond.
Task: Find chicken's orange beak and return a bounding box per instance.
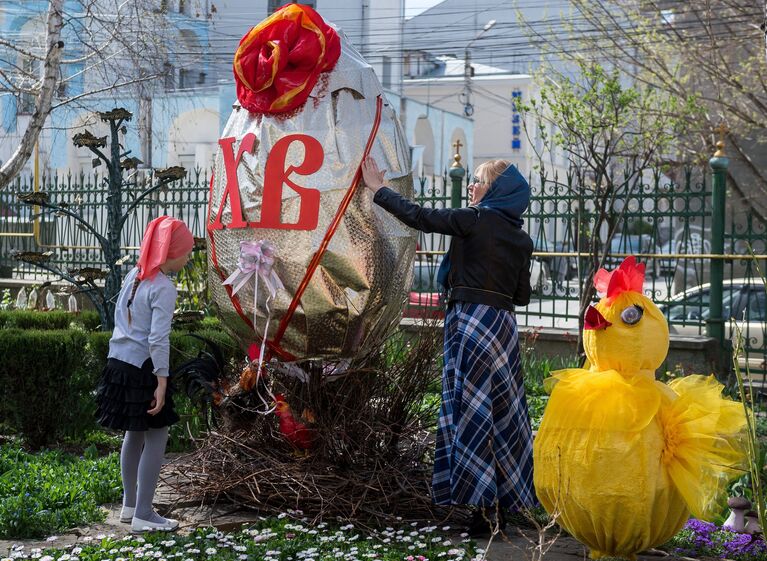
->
[584,305,611,330]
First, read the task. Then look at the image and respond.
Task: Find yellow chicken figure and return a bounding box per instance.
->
[534,256,747,560]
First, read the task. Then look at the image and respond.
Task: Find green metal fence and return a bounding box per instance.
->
[1,161,765,382]
[410,162,767,383]
[0,169,210,280]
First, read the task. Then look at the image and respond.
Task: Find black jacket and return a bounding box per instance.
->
[374,187,533,311]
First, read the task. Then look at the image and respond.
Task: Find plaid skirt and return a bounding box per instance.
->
[432,301,536,508]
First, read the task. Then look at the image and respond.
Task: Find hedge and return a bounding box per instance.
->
[0,324,238,448]
[0,310,101,331]
[0,329,90,448]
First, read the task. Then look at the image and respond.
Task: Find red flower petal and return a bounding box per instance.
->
[234,4,341,115]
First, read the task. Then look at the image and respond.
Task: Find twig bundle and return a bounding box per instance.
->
[168,319,470,526]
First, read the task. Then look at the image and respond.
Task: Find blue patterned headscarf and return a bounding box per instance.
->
[436,163,530,289]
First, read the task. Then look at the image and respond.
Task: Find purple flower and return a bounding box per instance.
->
[675,519,767,561]
[685,519,718,535]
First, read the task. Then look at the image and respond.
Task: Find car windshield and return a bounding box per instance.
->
[412,260,442,292]
[743,289,766,322]
[666,286,741,322]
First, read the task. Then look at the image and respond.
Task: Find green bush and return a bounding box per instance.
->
[79,310,103,331]
[0,444,121,539]
[0,310,101,331]
[0,329,90,448]
[0,324,240,448]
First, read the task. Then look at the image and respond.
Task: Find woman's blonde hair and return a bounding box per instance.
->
[474,159,510,186]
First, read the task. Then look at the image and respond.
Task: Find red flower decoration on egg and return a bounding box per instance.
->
[233,4,341,114]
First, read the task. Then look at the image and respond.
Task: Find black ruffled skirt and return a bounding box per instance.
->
[96,358,179,431]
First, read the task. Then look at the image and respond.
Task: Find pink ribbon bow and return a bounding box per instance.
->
[223,240,284,413]
[223,240,284,299]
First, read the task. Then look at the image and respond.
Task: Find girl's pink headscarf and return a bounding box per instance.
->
[137,216,194,280]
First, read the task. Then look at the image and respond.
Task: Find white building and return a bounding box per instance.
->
[404,56,568,179]
[401,0,575,177]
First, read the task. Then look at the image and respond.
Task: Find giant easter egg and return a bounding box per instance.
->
[208,4,416,361]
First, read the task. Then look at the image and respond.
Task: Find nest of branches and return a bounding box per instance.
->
[167,318,470,526]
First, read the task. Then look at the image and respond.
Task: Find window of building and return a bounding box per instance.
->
[179,68,191,89]
[164,62,175,91]
[197,72,206,85]
[268,1,316,14]
[19,57,39,114]
[381,56,392,89]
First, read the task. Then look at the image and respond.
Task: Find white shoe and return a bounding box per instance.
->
[131,516,179,533]
[119,506,135,523]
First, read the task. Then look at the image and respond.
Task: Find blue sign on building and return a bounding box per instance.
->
[511,89,522,151]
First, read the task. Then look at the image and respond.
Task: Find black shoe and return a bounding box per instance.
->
[466,507,506,538]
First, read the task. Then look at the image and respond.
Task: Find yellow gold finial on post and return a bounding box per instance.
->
[714,122,728,157]
[451,139,464,169]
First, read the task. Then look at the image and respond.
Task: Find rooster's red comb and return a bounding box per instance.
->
[593,256,645,305]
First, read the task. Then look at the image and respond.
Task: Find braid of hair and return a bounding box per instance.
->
[126,273,142,326]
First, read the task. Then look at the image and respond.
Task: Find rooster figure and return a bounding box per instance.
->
[534,257,747,560]
[172,334,228,418]
[274,394,317,452]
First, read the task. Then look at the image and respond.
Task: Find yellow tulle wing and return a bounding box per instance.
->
[660,374,748,519]
[543,368,661,432]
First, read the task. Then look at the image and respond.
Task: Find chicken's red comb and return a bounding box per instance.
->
[593,256,645,304]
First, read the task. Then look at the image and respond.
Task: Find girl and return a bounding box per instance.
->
[362,157,535,535]
[96,215,194,532]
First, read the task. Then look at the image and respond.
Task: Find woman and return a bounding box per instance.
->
[362,157,536,534]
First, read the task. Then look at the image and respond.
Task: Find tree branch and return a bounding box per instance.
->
[0,0,64,190]
[118,177,178,230]
[50,74,161,110]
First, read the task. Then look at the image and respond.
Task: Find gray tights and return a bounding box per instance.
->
[121,427,169,521]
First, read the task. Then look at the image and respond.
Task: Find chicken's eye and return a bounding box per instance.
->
[621,305,644,326]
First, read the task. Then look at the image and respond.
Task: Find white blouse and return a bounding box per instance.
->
[108,267,177,377]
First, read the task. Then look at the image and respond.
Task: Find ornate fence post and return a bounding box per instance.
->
[708,124,729,346]
[449,139,465,209]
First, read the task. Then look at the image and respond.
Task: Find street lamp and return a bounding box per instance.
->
[459,19,496,117]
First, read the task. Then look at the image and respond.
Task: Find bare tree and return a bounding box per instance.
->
[521,0,767,220]
[520,61,695,350]
[0,0,208,189]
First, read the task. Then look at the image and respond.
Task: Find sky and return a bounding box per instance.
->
[405,0,442,18]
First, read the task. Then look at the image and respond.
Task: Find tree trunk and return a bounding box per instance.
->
[0,0,64,190]
[103,119,125,330]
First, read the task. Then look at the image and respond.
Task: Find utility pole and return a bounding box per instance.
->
[458,19,496,118]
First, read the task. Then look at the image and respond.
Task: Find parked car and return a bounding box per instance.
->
[659,279,767,376]
[404,258,444,319]
[533,239,577,284]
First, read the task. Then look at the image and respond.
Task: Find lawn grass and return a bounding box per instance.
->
[1,518,481,561]
[0,445,121,539]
